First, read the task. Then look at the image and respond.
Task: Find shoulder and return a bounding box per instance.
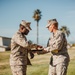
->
[57,30,62,34]
[16,31,21,35]
[12,31,22,39]
[57,30,65,38]
[57,30,64,35]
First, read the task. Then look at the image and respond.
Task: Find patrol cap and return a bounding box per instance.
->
[46,19,58,28]
[20,20,32,31]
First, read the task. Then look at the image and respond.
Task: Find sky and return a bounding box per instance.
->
[0,0,75,46]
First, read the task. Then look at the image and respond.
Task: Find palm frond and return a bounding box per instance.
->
[33,9,42,22]
[59,26,70,37]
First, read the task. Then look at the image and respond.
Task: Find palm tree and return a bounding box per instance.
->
[33,9,42,44]
[59,26,70,37]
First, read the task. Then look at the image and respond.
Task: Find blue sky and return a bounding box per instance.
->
[0,0,75,46]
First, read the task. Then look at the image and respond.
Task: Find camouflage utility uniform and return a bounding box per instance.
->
[10,31,28,75]
[46,30,70,75]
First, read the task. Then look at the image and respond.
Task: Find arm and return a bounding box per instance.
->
[13,33,28,48]
[50,33,65,53]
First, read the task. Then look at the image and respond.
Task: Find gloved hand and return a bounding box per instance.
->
[29,51,34,59]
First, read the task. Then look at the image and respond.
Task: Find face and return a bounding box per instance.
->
[20,26,29,35]
[22,28,29,35]
[24,29,29,35]
[48,24,54,32]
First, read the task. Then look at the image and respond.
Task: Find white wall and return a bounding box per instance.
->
[0,37,3,46]
[0,36,11,52]
[0,47,6,52]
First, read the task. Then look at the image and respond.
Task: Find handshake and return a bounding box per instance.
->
[28,43,58,59]
[28,42,58,54]
[29,44,49,54]
[27,44,49,58]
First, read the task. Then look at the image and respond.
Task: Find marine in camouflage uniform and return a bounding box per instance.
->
[44,19,70,75]
[10,20,32,75]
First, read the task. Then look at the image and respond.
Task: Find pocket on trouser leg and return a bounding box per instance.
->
[10,65,27,75]
[48,65,56,75]
[56,63,68,75]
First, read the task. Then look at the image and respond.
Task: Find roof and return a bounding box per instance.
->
[0,36,11,39]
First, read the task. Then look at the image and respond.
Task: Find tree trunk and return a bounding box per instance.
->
[37,21,39,44]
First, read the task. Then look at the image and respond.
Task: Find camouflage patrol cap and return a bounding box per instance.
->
[46,19,58,28]
[20,20,32,31]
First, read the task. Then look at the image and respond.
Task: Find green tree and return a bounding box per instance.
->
[59,26,70,37]
[33,9,42,44]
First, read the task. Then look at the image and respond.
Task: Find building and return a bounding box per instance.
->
[0,36,11,52]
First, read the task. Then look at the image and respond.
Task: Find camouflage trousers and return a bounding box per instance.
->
[10,65,27,75]
[48,62,69,75]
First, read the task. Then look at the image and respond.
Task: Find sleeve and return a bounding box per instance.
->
[47,38,50,47]
[14,33,28,48]
[50,33,64,53]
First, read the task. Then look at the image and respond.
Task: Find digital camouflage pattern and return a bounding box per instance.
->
[11,65,27,75]
[46,30,70,75]
[10,31,28,66]
[10,30,29,75]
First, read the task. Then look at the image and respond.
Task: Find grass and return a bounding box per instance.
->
[0,51,11,75]
[67,61,75,75]
[0,49,75,75]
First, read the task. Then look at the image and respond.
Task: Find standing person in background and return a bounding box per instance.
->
[44,19,70,75]
[10,20,32,75]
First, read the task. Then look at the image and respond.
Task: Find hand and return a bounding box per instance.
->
[43,47,50,52]
[36,45,43,50]
[29,51,34,59]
